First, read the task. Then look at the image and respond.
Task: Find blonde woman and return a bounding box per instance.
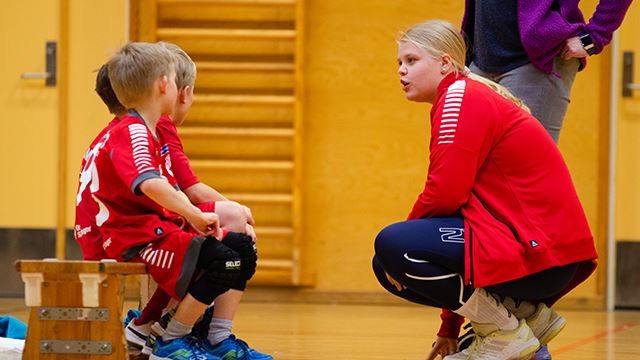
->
[372,20,597,360]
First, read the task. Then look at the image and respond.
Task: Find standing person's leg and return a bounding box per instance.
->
[494,58,580,143]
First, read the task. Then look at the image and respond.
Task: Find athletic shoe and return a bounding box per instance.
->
[456,322,477,351]
[126,319,151,349]
[458,327,553,359]
[141,310,174,356]
[531,345,552,360]
[445,318,539,360]
[199,335,273,360]
[150,335,221,360]
[124,309,142,328]
[526,303,566,346]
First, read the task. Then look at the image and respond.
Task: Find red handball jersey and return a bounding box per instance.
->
[407,74,598,338]
[75,116,200,260]
[76,113,182,260]
[157,116,199,190]
[74,117,120,260]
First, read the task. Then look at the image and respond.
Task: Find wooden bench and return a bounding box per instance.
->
[14,260,147,359]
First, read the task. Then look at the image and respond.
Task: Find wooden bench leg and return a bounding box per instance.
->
[22,272,128,359]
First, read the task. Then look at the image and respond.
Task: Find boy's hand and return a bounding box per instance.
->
[190,212,221,237]
[216,201,255,233]
[245,223,257,242]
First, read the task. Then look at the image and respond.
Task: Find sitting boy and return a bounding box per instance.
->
[77,41,244,360]
[77,44,270,359]
[122,42,270,359]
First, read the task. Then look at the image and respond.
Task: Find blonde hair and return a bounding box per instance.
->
[399,20,530,113]
[107,42,175,107]
[159,42,196,90]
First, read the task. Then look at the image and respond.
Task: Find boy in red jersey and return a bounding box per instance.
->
[123,43,270,360]
[76,43,269,359]
[82,42,237,360]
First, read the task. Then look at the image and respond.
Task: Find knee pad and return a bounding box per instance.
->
[203,237,242,273]
[222,232,257,284]
[190,269,237,304]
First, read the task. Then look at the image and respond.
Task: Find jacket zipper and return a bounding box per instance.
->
[468,225,474,286]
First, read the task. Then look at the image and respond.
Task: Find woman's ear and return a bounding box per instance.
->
[440,54,454,74]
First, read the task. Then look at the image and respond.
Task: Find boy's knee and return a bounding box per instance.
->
[222,233,257,284]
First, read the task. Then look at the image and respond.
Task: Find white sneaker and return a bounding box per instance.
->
[125,320,150,349]
[526,303,566,346]
[444,319,540,360]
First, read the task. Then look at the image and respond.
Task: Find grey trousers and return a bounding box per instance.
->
[470,58,580,143]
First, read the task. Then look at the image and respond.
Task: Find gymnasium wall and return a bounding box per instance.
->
[64,0,129,238]
[300,0,607,304]
[0,0,624,306]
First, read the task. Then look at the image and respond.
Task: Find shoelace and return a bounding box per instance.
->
[470,332,514,359]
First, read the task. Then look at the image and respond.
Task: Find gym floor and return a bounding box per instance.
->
[2,298,640,359]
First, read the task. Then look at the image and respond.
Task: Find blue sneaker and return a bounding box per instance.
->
[532,345,552,360]
[200,335,272,360]
[124,309,142,328]
[150,335,221,360]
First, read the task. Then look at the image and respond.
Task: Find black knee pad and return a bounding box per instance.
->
[190,238,243,303]
[200,237,242,273]
[189,269,238,304]
[222,232,258,288]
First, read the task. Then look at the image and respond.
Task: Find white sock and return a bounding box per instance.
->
[162,318,192,341]
[454,288,518,331]
[208,318,233,345]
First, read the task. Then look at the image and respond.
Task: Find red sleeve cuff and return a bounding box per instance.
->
[437,309,465,339]
[195,201,216,213]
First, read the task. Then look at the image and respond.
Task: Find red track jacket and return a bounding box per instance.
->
[407,73,598,338]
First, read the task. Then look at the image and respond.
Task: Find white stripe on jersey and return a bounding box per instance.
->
[128,124,155,174]
[141,246,153,260]
[437,80,466,145]
[152,250,160,267]
[161,251,169,269]
[168,252,175,269]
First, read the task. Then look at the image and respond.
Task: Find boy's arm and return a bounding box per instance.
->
[183,182,228,203]
[183,182,256,234]
[139,178,219,236]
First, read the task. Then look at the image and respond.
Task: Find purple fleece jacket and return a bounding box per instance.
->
[462,0,633,74]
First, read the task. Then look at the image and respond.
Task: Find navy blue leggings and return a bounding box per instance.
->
[373,218,579,311]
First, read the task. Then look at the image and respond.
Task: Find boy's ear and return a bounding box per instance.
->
[178,85,191,104]
[158,75,169,94]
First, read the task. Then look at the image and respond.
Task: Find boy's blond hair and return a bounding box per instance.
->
[107,42,175,107]
[159,42,196,90]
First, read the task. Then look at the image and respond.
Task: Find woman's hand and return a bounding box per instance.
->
[425,336,458,360]
[560,36,588,60]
